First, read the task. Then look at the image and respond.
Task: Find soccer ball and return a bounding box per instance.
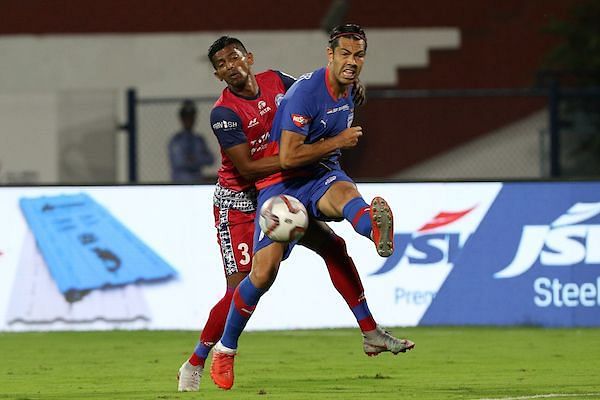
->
[259,195,309,242]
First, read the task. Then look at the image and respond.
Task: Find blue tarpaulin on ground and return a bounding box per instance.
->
[19,193,177,299]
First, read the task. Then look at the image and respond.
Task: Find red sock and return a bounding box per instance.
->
[187,287,234,367]
[320,235,377,332]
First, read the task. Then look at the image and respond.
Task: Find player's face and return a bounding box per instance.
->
[212,44,254,89]
[327,37,366,86]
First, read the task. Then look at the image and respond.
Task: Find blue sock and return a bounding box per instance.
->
[351,301,377,332]
[342,197,372,238]
[220,277,266,349]
[193,341,211,360]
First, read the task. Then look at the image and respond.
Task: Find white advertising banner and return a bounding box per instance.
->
[0,183,502,332]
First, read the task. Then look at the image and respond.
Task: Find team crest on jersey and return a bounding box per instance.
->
[292,114,311,128]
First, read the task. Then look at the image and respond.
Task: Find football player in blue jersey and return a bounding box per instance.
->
[210,24,415,390]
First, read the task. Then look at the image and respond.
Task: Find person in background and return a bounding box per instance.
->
[168,100,215,183]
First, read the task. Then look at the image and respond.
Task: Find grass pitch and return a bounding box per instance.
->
[1,327,599,400]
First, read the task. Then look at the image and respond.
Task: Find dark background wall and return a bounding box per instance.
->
[3,0,583,178]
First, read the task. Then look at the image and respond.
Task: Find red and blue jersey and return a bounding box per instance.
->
[256,67,355,190]
[210,70,294,191]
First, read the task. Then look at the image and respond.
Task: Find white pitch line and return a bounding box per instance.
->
[477,393,600,400]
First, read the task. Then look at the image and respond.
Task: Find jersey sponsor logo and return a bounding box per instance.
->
[249,132,270,156]
[494,202,600,279]
[324,176,336,185]
[370,207,476,275]
[292,114,312,128]
[248,118,259,129]
[258,99,272,115]
[212,120,239,130]
[259,105,272,116]
[326,104,350,114]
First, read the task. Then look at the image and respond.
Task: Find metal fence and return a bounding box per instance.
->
[124,91,219,183]
[123,83,600,183]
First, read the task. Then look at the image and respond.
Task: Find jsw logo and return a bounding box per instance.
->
[370,207,474,276]
[494,202,600,279]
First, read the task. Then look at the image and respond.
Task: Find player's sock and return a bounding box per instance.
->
[320,234,377,332]
[220,277,266,349]
[188,287,235,367]
[351,301,377,332]
[189,343,209,367]
[342,197,372,238]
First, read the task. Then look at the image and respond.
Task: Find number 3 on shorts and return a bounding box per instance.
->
[237,242,251,266]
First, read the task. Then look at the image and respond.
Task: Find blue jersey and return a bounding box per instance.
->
[256,67,355,189]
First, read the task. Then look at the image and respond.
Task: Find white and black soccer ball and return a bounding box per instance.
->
[259,195,308,242]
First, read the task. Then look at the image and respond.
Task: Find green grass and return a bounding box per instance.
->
[1,327,599,399]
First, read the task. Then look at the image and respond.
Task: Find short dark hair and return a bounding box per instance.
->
[328,23,367,51]
[207,36,248,67]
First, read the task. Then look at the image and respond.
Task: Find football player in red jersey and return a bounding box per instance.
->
[178,36,389,392]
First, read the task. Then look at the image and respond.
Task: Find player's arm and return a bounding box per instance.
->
[211,106,281,181]
[279,127,362,170]
[224,144,281,181]
[277,86,363,169]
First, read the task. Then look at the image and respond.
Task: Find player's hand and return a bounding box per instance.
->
[336,126,363,149]
[352,79,366,107]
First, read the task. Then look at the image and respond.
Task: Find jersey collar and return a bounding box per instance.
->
[325,67,349,101]
[227,86,261,101]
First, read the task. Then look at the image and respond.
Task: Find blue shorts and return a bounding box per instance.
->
[254,168,354,260]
